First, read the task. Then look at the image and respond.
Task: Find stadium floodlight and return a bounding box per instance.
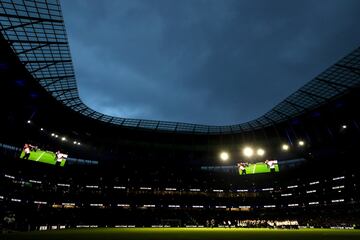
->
[342,125,347,129]
[27,120,31,124]
[243,147,254,157]
[220,152,229,161]
[61,137,66,141]
[73,141,77,144]
[257,148,265,156]
[298,140,305,146]
[77,142,81,145]
[55,135,58,138]
[282,144,289,151]
[51,133,55,136]
[40,128,44,131]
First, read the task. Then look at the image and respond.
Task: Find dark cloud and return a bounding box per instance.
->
[61,0,360,125]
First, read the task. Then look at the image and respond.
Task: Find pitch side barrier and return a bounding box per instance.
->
[33,224,356,231]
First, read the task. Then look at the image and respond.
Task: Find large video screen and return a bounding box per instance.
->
[237,160,279,175]
[20,143,68,167]
[201,159,280,176]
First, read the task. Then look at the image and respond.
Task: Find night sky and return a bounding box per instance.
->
[61,0,360,125]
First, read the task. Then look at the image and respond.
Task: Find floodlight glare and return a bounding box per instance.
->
[282,144,289,151]
[61,137,66,141]
[40,128,44,131]
[298,140,305,146]
[243,147,254,157]
[27,120,31,124]
[77,142,81,145]
[51,133,55,136]
[220,152,229,161]
[257,148,265,156]
[55,135,58,138]
[342,125,347,129]
[73,141,77,144]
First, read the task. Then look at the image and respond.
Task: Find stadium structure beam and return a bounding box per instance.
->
[255,120,265,128]
[298,89,327,102]
[77,106,90,114]
[92,113,104,120]
[319,79,342,93]
[247,121,256,131]
[74,107,86,114]
[272,109,291,119]
[29,62,62,74]
[154,121,160,130]
[88,112,99,120]
[17,43,50,55]
[74,104,88,112]
[191,125,197,133]
[282,102,300,113]
[233,124,244,133]
[84,109,96,117]
[95,114,105,120]
[8,39,67,45]
[66,101,83,108]
[61,96,80,104]
[41,75,75,88]
[117,118,126,126]
[284,100,307,111]
[107,117,114,123]
[24,60,71,64]
[48,87,77,94]
[52,92,73,100]
[316,77,351,91]
[263,115,276,124]
[238,124,245,132]
[37,75,75,80]
[335,63,360,76]
[63,101,79,107]
[0,19,43,31]
[0,13,63,23]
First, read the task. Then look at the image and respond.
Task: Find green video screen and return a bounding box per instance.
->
[237,160,279,175]
[20,144,67,167]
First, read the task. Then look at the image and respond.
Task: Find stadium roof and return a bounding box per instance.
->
[1,0,360,134]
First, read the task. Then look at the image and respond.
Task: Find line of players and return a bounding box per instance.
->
[237,159,277,175]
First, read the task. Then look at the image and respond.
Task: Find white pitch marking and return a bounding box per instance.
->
[252,163,257,174]
[36,152,45,161]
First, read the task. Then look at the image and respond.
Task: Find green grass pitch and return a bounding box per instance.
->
[20,150,66,166]
[240,162,279,175]
[3,228,360,240]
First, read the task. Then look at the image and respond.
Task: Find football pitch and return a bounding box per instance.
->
[19,150,66,166]
[241,162,279,175]
[3,228,360,240]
